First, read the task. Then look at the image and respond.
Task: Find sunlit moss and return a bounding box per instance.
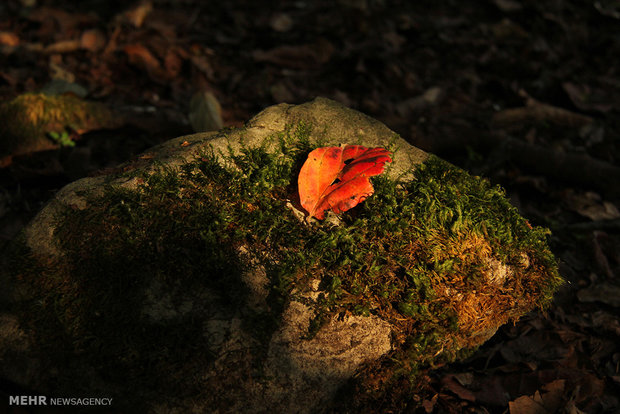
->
[0,93,118,156]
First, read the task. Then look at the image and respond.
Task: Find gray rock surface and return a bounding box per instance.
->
[1,98,426,413]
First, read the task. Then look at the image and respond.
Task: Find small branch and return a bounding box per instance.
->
[413,127,620,198]
[492,89,594,129]
[563,219,620,232]
[498,134,620,198]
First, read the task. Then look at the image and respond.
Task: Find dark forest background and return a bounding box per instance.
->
[1,0,620,412]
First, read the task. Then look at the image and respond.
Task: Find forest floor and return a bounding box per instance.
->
[1,0,620,412]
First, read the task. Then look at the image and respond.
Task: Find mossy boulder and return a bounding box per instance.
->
[0,93,120,166]
[0,98,562,412]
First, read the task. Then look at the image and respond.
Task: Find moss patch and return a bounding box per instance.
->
[11,124,562,409]
[0,93,119,157]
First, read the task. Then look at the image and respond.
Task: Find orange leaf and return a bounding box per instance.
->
[298,145,392,219]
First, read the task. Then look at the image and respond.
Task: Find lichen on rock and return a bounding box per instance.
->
[1,97,562,412]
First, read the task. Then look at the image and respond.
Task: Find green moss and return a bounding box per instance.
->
[0,93,118,155]
[11,123,562,408]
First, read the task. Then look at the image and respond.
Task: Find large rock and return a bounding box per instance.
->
[1,98,562,412]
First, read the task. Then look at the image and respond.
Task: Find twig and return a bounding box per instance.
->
[414,127,620,198]
[498,133,620,198]
[563,219,620,232]
[492,89,594,129]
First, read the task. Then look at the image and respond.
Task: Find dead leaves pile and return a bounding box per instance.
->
[418,318,611,413]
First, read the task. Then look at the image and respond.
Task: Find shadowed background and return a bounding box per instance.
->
[1,0,619,412]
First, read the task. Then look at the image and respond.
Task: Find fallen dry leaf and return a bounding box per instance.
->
[124,44,167,81]
[563,82,613,113]
[509,395,549,414]
[493,0,523,12]
[577,283,620,307]
[509,380,566,414]
[252,38,335,69]
[26,7,98,36]
[0,32,19,47]
[121,1,153,28]
[125,44,160,69]
[564,190,620,221]
[297,145,392,220]
[270,13,294,32]
[422,394,438,413]
[164,50,183,78]
[80,29,107,52]
[44,40,81,54]
[441,374,476,402]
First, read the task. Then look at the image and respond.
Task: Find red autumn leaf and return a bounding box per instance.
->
[298,145,392,220]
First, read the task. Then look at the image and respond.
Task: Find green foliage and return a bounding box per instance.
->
[47,130,75,147]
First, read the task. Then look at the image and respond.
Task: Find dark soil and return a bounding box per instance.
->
[1,0,619,412]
